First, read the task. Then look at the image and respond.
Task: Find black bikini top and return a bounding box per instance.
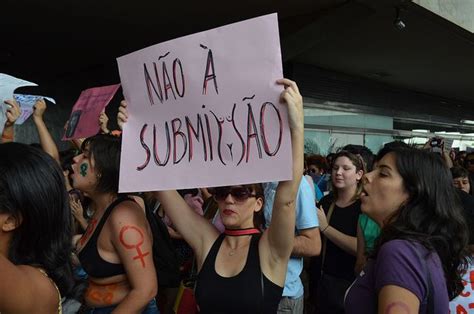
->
[78,196,132,278]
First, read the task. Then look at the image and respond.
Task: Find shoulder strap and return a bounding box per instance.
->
[321,202,336,269]
[94,196,134,232]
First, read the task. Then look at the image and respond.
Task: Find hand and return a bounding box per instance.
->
[33,98,47,119]
[317,205,329,231]
[99,110,110,134]
[117,100,128,130]
[70,195,84,221]
[276,78,304,131]
[4,99,21,127]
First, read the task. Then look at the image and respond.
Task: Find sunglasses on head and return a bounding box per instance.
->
[213,186,257,202]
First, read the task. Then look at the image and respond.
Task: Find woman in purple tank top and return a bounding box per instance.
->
[345,144,469,314]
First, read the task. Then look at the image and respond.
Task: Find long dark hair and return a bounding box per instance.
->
[82,134,122,194]
[372,146,469,299]
[0,143,75,296]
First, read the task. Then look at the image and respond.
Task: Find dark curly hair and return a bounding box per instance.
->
[372,145,469,299]
[0,143,75,296]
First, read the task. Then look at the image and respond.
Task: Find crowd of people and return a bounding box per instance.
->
[1,78,474,314]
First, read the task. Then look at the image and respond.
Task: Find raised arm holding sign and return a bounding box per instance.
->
[118,76,304,312]
[115,13,306,312]
[165,78,303,313]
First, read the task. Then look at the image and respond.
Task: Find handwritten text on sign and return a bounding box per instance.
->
[117,13,291,192]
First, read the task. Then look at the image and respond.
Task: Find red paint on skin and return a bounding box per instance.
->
[385,302,411,314]
[119,225,150,268]
[79,218,98,246]
[87,288,115,305]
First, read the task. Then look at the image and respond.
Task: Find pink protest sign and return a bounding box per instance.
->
[117,13,291,192]
[62,84,120,140]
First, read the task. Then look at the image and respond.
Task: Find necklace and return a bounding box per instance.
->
[228,240,250,256]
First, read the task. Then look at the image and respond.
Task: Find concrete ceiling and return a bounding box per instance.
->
[1,0,473,129]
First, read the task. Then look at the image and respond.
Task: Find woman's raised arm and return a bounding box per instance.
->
[263,78,305,262]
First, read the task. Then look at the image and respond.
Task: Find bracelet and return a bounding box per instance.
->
[321,225,330,233]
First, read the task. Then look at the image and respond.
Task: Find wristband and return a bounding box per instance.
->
[321,225,330,233]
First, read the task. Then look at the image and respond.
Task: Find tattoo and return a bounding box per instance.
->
[79,218,98,246]
[80,163,88,177]
[385,301,411,314]
[119,225,150,268]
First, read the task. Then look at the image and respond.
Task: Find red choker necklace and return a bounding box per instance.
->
[224,228,261,236]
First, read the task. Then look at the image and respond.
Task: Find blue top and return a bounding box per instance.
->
[263,176,319,298]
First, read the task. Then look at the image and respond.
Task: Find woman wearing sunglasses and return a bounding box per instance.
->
[118,78,304,313]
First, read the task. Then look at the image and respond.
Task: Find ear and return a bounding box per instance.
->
[356,170,364,181]
[1,215,21,232]
[254,197,264,213]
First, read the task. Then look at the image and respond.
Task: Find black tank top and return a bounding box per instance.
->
[78,196,131,278]
[195,233,283,314]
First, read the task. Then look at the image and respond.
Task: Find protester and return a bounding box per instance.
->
[452,166,473,195]
[345,145,469,313]
[311,150,364,314]
[119,78,304,313]
[0,142,75,313]
[71,134,158,313]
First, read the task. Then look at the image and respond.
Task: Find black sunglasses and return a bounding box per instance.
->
[213,186,257,203]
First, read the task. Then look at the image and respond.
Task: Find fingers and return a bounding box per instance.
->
[277,78,302,104]
[117,100,129,130]
[4,99,21,124]
[33,98,46,116]
[35,98,46,106]
[276,78,300,94]
[118,102,128,118]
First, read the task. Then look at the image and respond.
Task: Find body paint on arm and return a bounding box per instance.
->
[385,301,411,314]
[119,225,150,268]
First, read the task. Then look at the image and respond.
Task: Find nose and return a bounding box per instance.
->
[362,171,373,184]
[72,153,83,164]
[224,192,235,203]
